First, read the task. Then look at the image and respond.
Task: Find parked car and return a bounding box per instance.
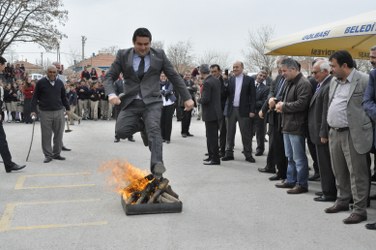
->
[30,73,43,81]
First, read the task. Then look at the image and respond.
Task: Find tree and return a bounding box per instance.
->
[167,40,194,74]
[99,45,119,55]
[195,50,230,70]
[151,40,164,50]
[244,25,276,74]
[0,0,68,55]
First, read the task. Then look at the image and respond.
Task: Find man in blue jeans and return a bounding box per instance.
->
[274,58,312,194]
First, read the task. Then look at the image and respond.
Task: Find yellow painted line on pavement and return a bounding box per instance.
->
[0,199,107,232]
[0,203,17,232]
[14,172,94,190]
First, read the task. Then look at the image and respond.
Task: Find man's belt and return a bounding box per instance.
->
[331,127,349,132]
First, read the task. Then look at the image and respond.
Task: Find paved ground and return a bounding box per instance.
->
[0,118,375,250]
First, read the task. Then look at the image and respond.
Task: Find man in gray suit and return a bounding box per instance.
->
[325,50,372,224]
[104,28,194,179]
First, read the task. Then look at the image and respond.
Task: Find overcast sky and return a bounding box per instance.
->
[5,0,376,68]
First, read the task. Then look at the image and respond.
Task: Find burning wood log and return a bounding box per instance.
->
[165,185,179,199]
[147,178,169,204]
[135,183,153,204]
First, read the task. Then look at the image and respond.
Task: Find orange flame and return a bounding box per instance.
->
[99,160,152,200]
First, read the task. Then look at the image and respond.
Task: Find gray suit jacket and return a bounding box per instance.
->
[328,70,372,154]
[104,48,191,108]
[308,75,333,145]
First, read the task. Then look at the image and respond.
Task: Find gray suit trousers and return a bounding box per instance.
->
[116,100,163,173]
[225,107,253,158]
[39,109,65,159]
[329,129,369,216]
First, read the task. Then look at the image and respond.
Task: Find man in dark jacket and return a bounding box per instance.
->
[200,64,222,165]
[254,70,269,156]
[31,65,70,163]
[275,58,312,194]
[222,61,256,163]
[0,55,26,172]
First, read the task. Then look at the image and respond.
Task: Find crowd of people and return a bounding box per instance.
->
[1,27,376,231]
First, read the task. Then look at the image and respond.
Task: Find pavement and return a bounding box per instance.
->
[0,118,375,250]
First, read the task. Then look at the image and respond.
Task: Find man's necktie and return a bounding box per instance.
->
[315,83,321,93]
[137,56,145,80]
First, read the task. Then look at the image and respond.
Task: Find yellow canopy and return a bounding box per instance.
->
[265,10,376,59]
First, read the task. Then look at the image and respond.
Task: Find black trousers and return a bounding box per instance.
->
[206,120,220,162]
[0,122,13,170]
[160,104,175,141]
[181,109,192,135]
[268,112,287,178]
[219,118,227,155]
[316,143,337,197]
[254,115,265,153]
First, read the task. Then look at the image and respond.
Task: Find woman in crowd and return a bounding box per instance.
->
[22,78,35,124]
[160,72,176,144]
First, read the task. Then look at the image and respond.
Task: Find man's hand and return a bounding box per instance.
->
[320,137,328,144]
[184,99,194,111]
[268,97,276,109]
[109,95,121,105]
[249,112,255,118]
[275,102,283,113]
[258,110,264,119]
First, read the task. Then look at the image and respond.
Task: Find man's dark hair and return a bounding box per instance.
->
[0,55,6,65]
[280,58,299,70]
[329,50,354,68]
[210,64,221,71]
[132,28,152,43]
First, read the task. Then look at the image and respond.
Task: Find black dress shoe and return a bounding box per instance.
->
[186,133,194,137]
[245,156,255,163]
[325,204,349,213]
[44,158,52,163]
[128,136,135,142]
[62,146,71,151]
[255,151,263,156]
[308,172,320,181]
[258,167,276,174]
[371,174,376,182]
[203,157,212,162]
[203,161,220,165]
[269,174,283,181]
[5,163,26,173]
[53,155,66,160]
[314,195,336,202]
[369,194,376,200]
[365,222,376,230]
[315,191,323,196]
[343,213,367,224]
[181,133,187,138]
[221,156,234,161]
[114,137,120,143]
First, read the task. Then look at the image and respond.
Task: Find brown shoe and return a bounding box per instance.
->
[324,204,349,213]
[287,185,308,194]
[275,181,295,189]
[343,213,367,224]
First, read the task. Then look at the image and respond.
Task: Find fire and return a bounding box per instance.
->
[99,160,153,200]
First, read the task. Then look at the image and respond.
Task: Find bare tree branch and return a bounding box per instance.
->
[166,40,194,74]
[0,0,68,55]
[244,25,277,74]
[195,50,230,70]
